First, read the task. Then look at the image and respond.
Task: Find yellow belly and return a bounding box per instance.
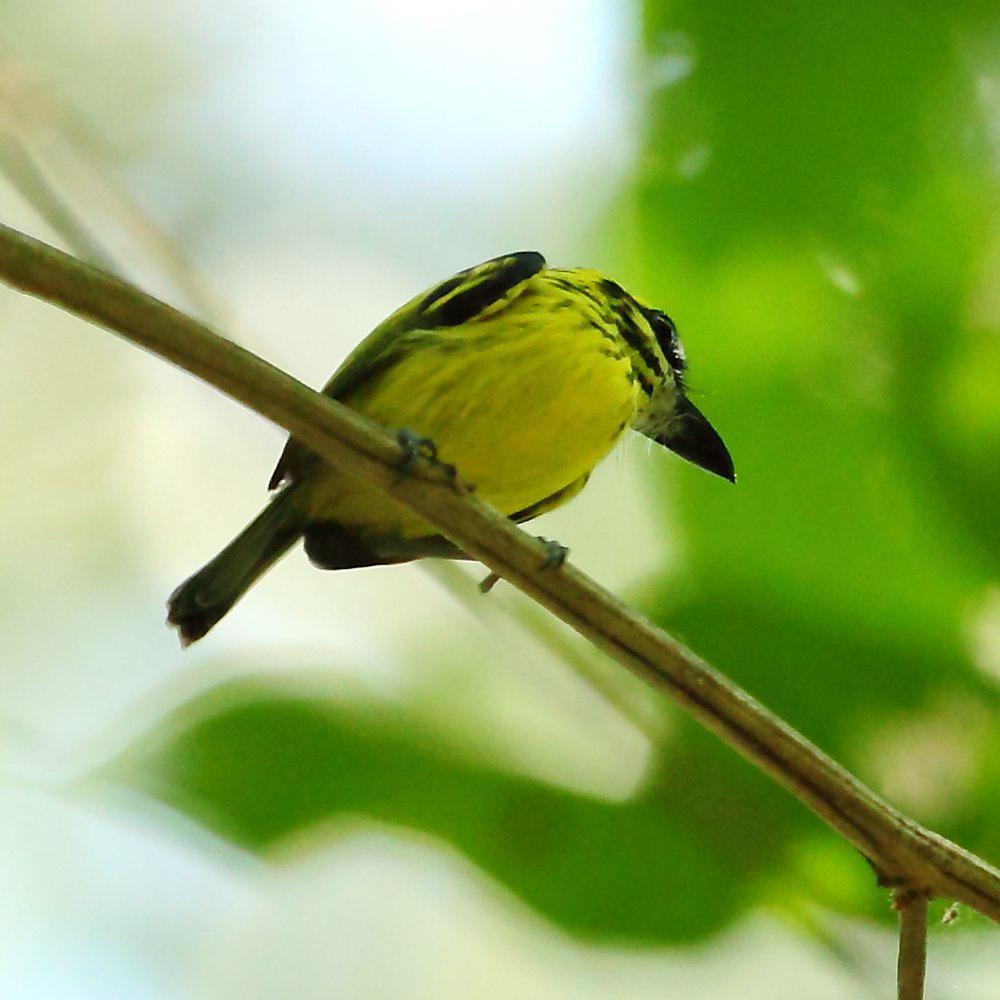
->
[305,317,640,539]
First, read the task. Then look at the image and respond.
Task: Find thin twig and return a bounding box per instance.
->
[0,52,228,323]
[0,127,117,270]
[894,889,928,1000]
[0,223,998,928]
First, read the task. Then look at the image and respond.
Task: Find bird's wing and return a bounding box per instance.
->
[268,251,546,489]
[302,473,590,571]
[508,473,591,523]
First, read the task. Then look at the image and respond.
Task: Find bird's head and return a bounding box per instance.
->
[598,278,735,483]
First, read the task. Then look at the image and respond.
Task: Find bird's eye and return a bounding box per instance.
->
[649,311,686,374]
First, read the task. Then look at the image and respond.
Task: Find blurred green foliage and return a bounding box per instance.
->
[634,0,1000,933]
[119,679,740,943]
[109,0,999,947]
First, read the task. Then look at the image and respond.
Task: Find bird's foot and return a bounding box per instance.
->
[395,429,457,484]
[478,538,568,595]
[395,428,438,466]
[537,537,568,570]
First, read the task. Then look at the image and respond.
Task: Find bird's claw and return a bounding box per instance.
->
[395,429,457,483]
[396,428,437,467]
[537,537,568,570]
[479,539,567,595]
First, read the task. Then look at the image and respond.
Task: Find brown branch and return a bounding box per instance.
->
[1,222,998,928]
[894,889,928,1000]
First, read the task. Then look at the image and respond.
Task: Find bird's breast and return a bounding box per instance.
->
[311,315,641,533]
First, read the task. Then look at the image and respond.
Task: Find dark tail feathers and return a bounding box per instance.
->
[167,487,306,645]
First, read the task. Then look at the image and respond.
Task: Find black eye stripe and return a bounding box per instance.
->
[641,308,686,373]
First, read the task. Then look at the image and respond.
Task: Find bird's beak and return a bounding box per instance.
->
[650,396,736,483]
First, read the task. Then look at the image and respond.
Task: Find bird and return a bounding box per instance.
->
[167,251,734,645]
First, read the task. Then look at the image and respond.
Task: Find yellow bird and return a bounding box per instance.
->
[168,252,734,644]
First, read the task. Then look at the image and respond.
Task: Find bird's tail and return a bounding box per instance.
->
[167,486,307,646]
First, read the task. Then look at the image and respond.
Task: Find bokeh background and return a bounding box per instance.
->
[1,1,999,997]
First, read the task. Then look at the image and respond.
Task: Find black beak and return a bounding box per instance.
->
[651,396,735,483]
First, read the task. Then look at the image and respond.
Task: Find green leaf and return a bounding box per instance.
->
[107,678,744,944]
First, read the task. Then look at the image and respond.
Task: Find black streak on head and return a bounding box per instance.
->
[616,308,664,382]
